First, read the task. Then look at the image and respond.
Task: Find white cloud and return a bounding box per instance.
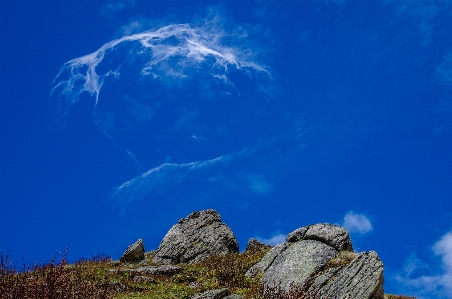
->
[342,211,373,234]
[257,233,287,246]
[246,174,273,195]
[51,23,270,118]
[395,230,452,298]
[111,148,254,208]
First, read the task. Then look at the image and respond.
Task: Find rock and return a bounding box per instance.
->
[245,238,271,252]
[247,223,384,299]
[191,288,231,299]
[262,240,338,297]
[120,239,145,263]
[286,226,309,242]
[245,242,289,278]
[131,265,181,276]
[223,295,242,299]
[153,209,239,264]
[286,223,353,252]
[306,251,384,299]
[304,223,353,252]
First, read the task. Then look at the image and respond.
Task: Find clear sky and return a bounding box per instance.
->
[1,0,452,298]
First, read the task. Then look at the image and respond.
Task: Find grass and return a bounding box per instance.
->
[0,248,417,299]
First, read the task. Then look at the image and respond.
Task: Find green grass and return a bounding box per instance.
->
[0,249,417,299]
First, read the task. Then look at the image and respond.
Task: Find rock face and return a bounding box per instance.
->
[120,238,145,263]
[248,223,384,299]
[153,209,239,264]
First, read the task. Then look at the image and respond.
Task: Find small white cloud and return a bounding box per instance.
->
[342,211,373,234]
[246,174,273,195]
[395,230,452,298]
[257,233,286,246]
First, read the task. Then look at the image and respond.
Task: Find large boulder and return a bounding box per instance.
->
[153,209,239,264]
[120,238,145,263]
[262,240,338,296]
[248,223,384,299]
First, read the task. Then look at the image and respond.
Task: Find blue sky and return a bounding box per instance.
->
[1,0,452,298]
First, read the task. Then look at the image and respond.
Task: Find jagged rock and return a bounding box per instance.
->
[153,209,239,264]
[247,223,384,299]
[306,251,384,299]
[245,238,271,252]
[245,242,289,278]
[286,223,353,252]
[130,265,181,276]
[223,295,242,299]
[191,288,231,299]
[120,239,145,263]
[262,240,338,296]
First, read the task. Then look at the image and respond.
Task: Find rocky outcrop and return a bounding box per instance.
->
[120,239,145,263]
[191,288,242,299]
[153,209,239,264]
[248,223,384,299]
[245,238,271,252]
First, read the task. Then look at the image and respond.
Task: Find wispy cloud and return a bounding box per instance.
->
[395,230,452,299]
[51,23,270,118]
[246,174,273,195]
[111,148,254,208]
[257,232,287,246]
[342,211,373,234]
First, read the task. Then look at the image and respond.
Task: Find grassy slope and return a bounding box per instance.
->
[0,249,415,299]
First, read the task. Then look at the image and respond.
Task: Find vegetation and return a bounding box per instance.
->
[0,249,416,299]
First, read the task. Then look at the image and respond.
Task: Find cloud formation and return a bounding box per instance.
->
[111,148,254,207]
[342,211,373,234]
[396,230,452,298]
[51,23,269,118]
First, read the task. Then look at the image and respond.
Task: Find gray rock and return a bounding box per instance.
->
[304,223,353,252]
[191,288,231,299]
[223,295,242,299]
[131,265,181,276]
[245,238,270,252]
[307,251,384,299]
[245,242,289,278]
[120,238,145,263]
[262,240,338,297]
[286,226,309,242]
[286,223,352,251]
[153,209,239,264]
